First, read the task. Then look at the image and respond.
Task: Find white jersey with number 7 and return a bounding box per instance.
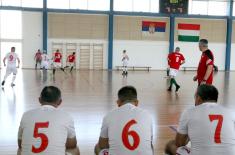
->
[18,105,76,155]
[100,103,153,155]
[178,103,235,155]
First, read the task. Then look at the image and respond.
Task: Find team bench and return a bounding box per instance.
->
[116,66,152,72]
[182,67,197,71]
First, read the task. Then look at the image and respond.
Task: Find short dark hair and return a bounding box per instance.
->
[118,86,137,103]
[72,52,75,55]
[11,47,15,50]
[199,39,208,46]
[40,86,61,103]
[197,84,218,102]
[123,50,126,53]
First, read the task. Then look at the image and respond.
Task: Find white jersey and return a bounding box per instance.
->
[18,105,76,155]
[122,54,129,66]
[178,103,235,155]
[100,103,153,155]
[5,52,19,67]
[41,54,49,62]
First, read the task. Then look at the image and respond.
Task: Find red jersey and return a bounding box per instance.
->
[54,52,62,63]
[197,49,214,85]
[168,52,185,70]
[68,55,75,63]
[35,52,42,60]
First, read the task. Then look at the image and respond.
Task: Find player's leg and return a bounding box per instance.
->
[11,67,18,87]
[66,147,80,155]
[2,67,11,86]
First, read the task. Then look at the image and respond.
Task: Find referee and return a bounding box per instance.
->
[193,39,214,85]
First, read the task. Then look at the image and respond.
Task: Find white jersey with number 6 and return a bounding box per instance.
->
[178,103,235,155]
[100,103,153,155]
[5,52,19,67]
[18,105,76,155]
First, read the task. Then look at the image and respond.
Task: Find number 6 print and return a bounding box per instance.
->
[122,119,140,150]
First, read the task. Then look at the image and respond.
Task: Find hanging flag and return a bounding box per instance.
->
[142,21,166,36]
[178,23,200,42]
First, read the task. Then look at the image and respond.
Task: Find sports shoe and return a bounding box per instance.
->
[176,85,180,92]
[11,83,15,87]
[167,87,172,91]
[1,81,5,86]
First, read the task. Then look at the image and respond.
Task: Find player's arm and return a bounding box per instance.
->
[3,57,6,66]
[66,137,77,149]
[202,59,213,83]
[176,109,190,147]
[17,57,20,68]
[66,117,78,150]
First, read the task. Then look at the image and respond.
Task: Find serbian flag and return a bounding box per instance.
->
[142,21,166,36]
[178,23,200,42]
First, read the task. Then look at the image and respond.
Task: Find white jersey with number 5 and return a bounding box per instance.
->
[18,105,76,155]
[5,52,19,67]
[100,103,153,155]
[178,103,235,155]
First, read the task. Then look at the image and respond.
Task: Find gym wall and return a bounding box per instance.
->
[231,21,235,70]
[113,16,170,70]
[174,18,227,70]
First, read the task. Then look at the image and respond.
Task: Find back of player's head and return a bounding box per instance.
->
[72,52,75,55]
[199,39,208,47]
[196,84,218,102]
[40,86,61,104]
[56,49,59,52]
[118,86,137,103]
[175,47,180,52]
[123,50,126,53]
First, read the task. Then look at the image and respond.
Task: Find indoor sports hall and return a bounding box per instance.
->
[0,0,235,155]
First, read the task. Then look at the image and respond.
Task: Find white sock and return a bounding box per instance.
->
[12,74,16,83]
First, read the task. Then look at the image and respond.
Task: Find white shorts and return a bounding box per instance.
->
[99,149,109,155]
[67,62,75,67]
[41,61,49,69]
[169,68,178,77]
[122,60,128,67]
[6,66,17,75]
[53,62,62,68]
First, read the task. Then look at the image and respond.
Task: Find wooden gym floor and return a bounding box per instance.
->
[0,69,234,155]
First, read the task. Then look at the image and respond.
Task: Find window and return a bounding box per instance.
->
[70,0,88,10]
[22,0,43,8]
[1,0,21,7]
[0,10,22,39]
[47,0,69,9]
[133,0,150,12]
[114,0,159,12]
[114,0,133,12]
[88,0,110,11]
[190,0,208,15]
[189,0,228,16]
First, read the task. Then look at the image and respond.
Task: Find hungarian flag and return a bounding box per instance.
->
[178,23,200,42]
[142,21,166,36]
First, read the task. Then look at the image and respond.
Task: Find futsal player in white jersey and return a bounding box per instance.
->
[1,47,20,87]
[18,86,80,155]
[175,84,235,155]
[95,86,154,155]
[122,50,129,75]
[40,51,50,70]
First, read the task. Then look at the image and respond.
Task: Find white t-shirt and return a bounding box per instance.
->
[100,103,153,155]
[5,52,19,67]
[41,54,49,62]
[178,102,235,155]
[18,105,76,155]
